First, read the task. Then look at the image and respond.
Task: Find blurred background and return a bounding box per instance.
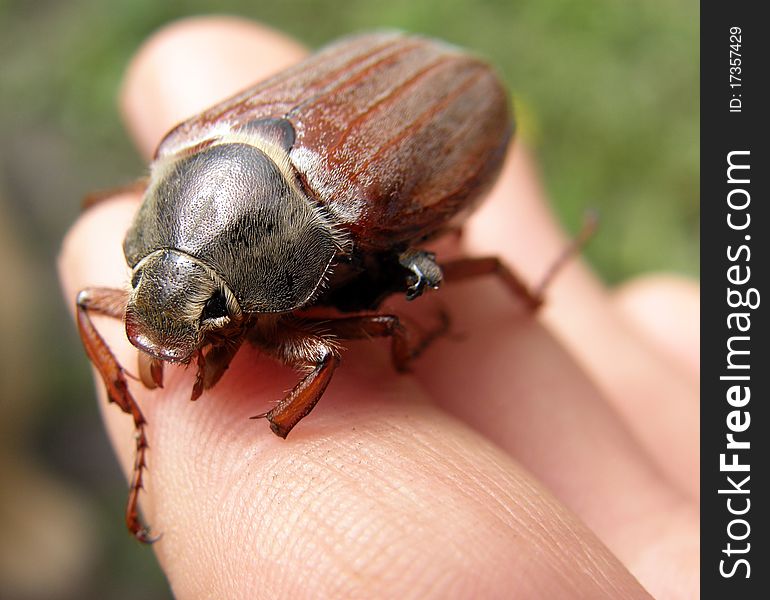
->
[1,0,698,598]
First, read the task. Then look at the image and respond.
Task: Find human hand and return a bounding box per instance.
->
[59,17,699,599]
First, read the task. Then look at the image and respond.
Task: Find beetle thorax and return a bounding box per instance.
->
[123,140,346,322]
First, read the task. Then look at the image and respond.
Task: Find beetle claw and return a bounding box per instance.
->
[399,249,443,300]
[135,528,162,545]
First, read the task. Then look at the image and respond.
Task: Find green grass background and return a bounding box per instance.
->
[0,1,697,597]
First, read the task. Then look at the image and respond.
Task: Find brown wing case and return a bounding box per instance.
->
[156,31,513,251]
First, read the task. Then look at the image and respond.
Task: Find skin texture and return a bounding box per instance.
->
[58,17,699,600]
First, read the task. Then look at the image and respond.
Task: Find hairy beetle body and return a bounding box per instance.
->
[76,31,535,542]
[121,31,512,363]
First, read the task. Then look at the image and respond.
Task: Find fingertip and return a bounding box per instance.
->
[613,274,700,380]
[58,194,140,307]
[145,377,650,600]
[120,16,307,158]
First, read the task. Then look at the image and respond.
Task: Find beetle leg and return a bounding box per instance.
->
[191,337,245,401]
[398,249,443,300]
[254,312,449,437]
[319,313,450,372]
[441,213,598,309]
[440,257,543,310]
[254,350,340,439]
[81,177,148,211]
[531,209,599,298]
[76,287,156,543]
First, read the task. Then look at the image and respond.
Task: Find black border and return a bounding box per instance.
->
[701,2,769,597]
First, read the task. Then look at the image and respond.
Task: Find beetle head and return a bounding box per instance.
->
[125,249,242,362]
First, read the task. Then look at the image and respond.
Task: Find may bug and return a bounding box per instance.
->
[76,31,545,542]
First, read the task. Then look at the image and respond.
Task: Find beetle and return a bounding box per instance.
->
[76,31,547,542]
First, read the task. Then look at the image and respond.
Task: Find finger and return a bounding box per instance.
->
[59,195,652,600]
[121,16,307,159]
[452,142,699,499]
[404,268,698,599]
[613,274,700,383]
[407,148,699,595]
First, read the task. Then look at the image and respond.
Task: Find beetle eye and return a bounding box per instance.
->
[201,290,229,322]
[131,269,142,289]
